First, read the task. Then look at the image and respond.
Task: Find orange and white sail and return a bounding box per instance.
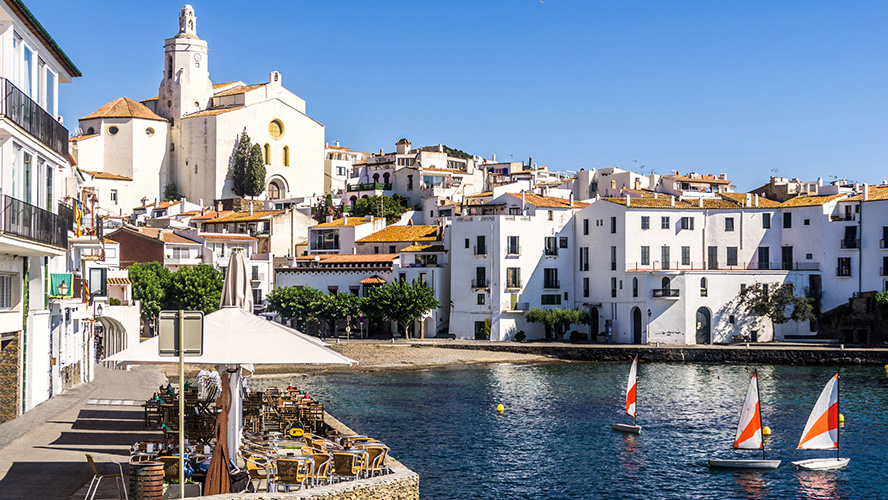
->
[798,373,839,450]
[733,371,763,449]
[625,356,638,417]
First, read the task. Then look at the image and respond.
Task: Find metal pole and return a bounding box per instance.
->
[178,310,185,499]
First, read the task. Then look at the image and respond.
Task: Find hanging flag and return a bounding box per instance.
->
[74,200,83,237]
[83,279,90,302]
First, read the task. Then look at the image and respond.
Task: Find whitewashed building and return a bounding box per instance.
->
[449,193,587,340]
[0,0,82,422]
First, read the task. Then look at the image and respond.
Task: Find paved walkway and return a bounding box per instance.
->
[0,364,167,500]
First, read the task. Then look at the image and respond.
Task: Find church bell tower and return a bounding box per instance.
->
[157,5,213,120]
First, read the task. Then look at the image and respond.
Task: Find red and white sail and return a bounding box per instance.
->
[625,356,638,417]
[798,373,839,450]
[733,372,763,449]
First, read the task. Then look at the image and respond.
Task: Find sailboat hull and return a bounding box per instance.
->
[791,458,850,470]
[708,459,781,469]
[611,423,642,434]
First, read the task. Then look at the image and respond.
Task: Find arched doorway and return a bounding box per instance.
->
[589,307,599,340]
[696,307,711,345]
[267,180,282,200]
[632,307,642,344]
[383,172,391,184]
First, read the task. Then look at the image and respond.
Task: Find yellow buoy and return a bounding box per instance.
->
[762,426,771,436]
[496,404,505,413]
[839,413,844,423]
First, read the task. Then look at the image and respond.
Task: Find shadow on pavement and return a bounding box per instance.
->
[75,409,143,420]
[0,461,91,500]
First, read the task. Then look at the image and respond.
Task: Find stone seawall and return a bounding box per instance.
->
[411,342,888,365]
[198,414,419,500]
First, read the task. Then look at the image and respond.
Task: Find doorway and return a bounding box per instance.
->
[695,307,711,345]
[632,307,642,344]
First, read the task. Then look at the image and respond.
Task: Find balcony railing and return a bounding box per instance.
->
[346,182,392,192]
[505,281,522,290]
[628,261,821,272]
[471,279,489,289]
[652,289,680,298]
[0,79,68,157]
[0,195,68,249]
[312,241,340,250]
[506,246,521,257]
[474,245,487,256]
[543,248,558,256]
[836,267,851,277]
[840,239,860,249]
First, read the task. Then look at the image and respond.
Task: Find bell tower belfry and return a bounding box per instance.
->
[157,4,213,120]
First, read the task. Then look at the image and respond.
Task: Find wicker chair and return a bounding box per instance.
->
[306,447,335,486]
[274,458,312,491]
[242,453,276,492]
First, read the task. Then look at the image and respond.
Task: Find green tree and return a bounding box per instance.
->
[525,308,557,339]
[317,292,364,337]
[232,129,252,197]
[245,143,266,197]
[738,283,815,340]
[349,194,406,224]
[267,286,326,335]
[365,279,439,338]
[165,264,224,315]
[313,193,341,224]
[162,182,181,202]
[128,262,172,322]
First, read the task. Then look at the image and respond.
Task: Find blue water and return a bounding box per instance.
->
[255,362,888,499]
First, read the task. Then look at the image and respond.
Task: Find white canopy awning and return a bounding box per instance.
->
[105,307,355,366]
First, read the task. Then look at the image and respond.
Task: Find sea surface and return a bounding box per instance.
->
[253,362,888,499]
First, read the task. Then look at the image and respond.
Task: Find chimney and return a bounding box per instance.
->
[625,195,630,207]
[745,193,751,206]
[326,215,333,223]
[670,196,675,207]
[379,148,384,154]
[343,215,348,225]
[365,215,373,222]
[569,193,574,207]
[249,203,254,216]
[335,141,340,147]
[216,200,223,212]
[521,191,526,213]
[199,198,203,207]
[754,194,759,207]
[863,184,869,201]
[654,193,659,199]
[492,153,496,162]
[438,143,443,152]
[698,197,703,208]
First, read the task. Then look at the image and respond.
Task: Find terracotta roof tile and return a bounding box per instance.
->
[359,275,387,285]
[69,133,99,142]
[198,210,285,223]
[190,210,234,221]
[81,97,167,122]
[213,83,266,97]
[780,194,847,207]
[135,200,177,210]
[79,169,133,181]
[197,232,258,241]
[846,185,888,202]
[184,106,245,118]
[356,225,440,243]
[110,227,198,245]
[315,217,373,228]
[664,173,732,185]
[504,192,589,209]
[294,254,398,264]
[465,192,493,198]
[401,244,446,252]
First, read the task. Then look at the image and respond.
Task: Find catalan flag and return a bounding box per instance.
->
[74,200,84,237]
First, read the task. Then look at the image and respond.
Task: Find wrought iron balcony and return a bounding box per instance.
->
[652,288,680,298]
[471,279,489,289]
[0,79,68,157]
[474,245,487,256]
[346,182,392,192]
[840,238,860,249]
[506,246,521,257]
[543,280,560,290]
[1,195,68,249]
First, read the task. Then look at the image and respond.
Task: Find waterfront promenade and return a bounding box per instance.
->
[0,364,166,500]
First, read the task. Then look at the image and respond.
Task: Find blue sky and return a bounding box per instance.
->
[32,1,887,191]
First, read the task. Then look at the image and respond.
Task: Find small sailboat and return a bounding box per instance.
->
[612,355,641,434]
[708,370,781,469]
[792,373,850,470]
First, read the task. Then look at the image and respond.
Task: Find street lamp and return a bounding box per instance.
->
[57,280,69,297]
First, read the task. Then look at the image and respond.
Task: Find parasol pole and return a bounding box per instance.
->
[178,310,185,499]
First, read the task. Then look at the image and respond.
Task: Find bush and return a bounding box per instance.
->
[514,330,526,342]
[570,330,587,342]
[109,297,121,306]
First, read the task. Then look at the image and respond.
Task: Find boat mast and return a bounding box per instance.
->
[836,373,840,460]
[755,369,765,460]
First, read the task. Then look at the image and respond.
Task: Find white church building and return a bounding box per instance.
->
[68,5,325,211]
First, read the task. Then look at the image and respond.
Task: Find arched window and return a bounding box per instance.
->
[86,127,95,135]
[372,173,380,183]
[383,172,390,184]
[167,56,173,79]
[282,146,289,166]
[661,277,671,291]
[632,277,638,297]
[700,277,708,297]
[263,144,271,165]
[268,181,281,200]
[349,196,357,204]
